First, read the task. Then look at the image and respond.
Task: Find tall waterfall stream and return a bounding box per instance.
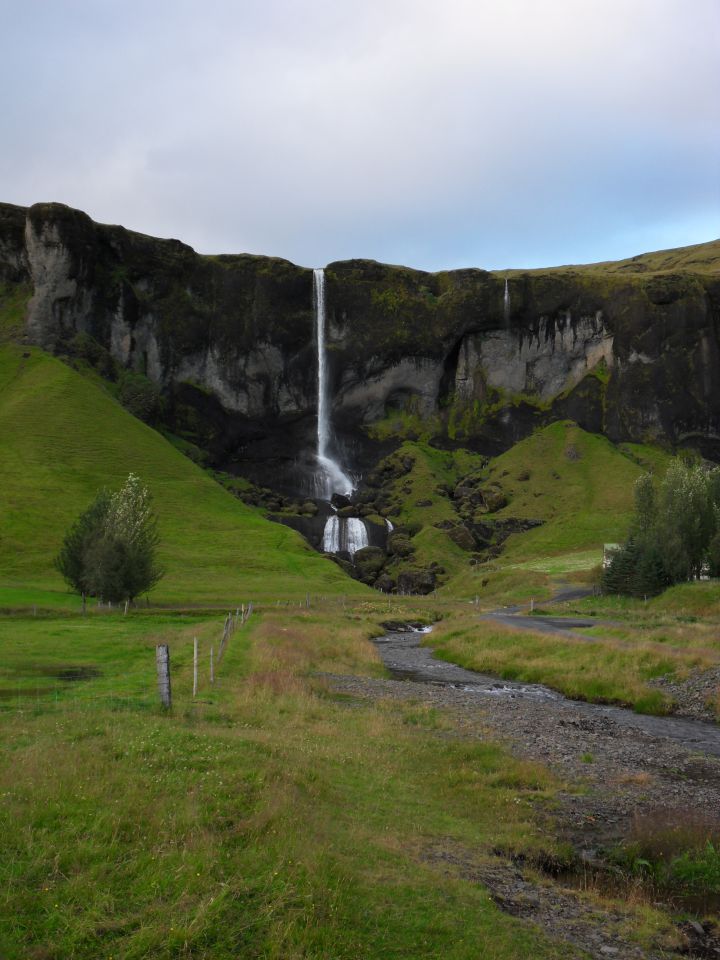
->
[314,267,369,556]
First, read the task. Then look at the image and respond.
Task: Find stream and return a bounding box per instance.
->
[373,625,720,758]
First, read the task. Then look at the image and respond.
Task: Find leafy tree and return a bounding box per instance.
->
[55,474,163,602]
[603,458,720,597]
[55,490,112,594]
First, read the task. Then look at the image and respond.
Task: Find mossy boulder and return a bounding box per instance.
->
[353,546,386,583]
[375,574,396,593]
[387,533,415,558]
[447,525,476,551]
[397,568,436,595]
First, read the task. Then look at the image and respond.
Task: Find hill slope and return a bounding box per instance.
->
[365,424,669,598]
[503,238,720,277]
[0,343,365,603]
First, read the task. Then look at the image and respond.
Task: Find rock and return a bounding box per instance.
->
[447,525,476,551]
[374,574,396,593]
[434,519,457,530]
[331,493,351,509]
[353,546,386,583]
[479,485,507,512]
[415,498,433,507]
[6,199,720,492]
[397,569,436,595]
[387,534,415,558]
[337,505,359,518]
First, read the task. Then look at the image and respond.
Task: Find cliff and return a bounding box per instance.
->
[2,200,719,493]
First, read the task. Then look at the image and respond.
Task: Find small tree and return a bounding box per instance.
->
[55,490,112,594]
[55,474,163,603]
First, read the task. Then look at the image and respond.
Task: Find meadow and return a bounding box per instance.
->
[1,601,582,960]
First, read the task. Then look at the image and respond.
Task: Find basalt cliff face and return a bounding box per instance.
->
[2,201,720,492]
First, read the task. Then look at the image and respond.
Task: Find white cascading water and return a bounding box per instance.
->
[322,514,368,558]
[314,268,353,499]
[345,518,368,556]
[385,518,394,532]
[314,267,369,556]
[322,514,341,553]
[504,278,511,326]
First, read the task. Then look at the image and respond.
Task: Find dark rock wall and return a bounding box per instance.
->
[2,201,720,489]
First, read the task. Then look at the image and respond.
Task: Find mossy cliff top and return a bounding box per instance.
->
[2,201,719,476]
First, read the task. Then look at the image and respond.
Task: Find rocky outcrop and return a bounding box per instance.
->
[2,200,720,491]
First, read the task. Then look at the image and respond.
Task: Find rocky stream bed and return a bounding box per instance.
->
[324,624,720,960]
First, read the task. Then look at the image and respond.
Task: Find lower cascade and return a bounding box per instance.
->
[322,516,368,558]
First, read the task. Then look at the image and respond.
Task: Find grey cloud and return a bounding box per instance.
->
[1,0,718,270]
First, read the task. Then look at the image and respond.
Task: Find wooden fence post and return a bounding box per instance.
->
[156,644,171,709]
[210,645,214,684]
[193,637,198,697]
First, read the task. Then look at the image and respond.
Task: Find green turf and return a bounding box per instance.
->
[484,421,670,562]
[0,343,367,604]
[371,424,669,598]
[0,606,578,960]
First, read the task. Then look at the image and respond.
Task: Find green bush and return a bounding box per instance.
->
[119,372,161,423]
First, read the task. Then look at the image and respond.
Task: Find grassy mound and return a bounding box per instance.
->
[485,421,669,564]
[368,423,668,598]
[0,343,365,604]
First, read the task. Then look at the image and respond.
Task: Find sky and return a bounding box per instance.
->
[1,0,718,271]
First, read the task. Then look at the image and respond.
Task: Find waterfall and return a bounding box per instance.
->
[322,514,368,558]
[385,518,394,532]
[314,267,353,498]
[503,278,511,326]
[322,514,341,553]
[346,518,368,556]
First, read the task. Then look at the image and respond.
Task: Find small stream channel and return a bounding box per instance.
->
[374,625,720,759]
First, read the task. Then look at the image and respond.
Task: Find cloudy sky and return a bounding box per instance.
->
[2,0,718,270]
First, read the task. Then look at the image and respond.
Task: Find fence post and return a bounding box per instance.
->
[193,637,198,698]
[156,644,171,709]
[210,645,215,684]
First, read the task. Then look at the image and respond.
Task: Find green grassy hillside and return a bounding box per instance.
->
[502,238,720,277]
[368,423,668,599]
[486,422,668,561]
[0,343,366,604]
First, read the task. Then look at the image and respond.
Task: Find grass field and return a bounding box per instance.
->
[0,343,367,605]
[0,602,596,960]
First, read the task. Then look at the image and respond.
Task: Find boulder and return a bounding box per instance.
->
[354,546,386,582]
[387,533,415,558]
[374,574,396,593]
[397,568,436,595]
[447,524,476,551]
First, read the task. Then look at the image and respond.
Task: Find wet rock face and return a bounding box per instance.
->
[3,201,720,489]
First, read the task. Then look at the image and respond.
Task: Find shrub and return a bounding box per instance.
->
[119,372,161,423]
